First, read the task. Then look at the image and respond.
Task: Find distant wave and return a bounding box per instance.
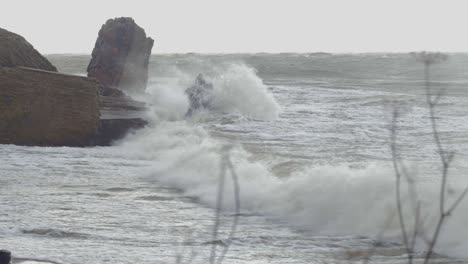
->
[13,257,63,264]
[20,227,89,239]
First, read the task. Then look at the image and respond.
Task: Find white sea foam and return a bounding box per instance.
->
[144,63,280,121]
[116,61,468,259]
[209,64,280,120]
[17,53,468,263]
[122,123,468,258]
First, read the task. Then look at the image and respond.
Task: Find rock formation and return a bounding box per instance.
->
[0,67,100,146]
[185,73,214,116]
[96,94,147,145]
[0,28,57,71]
[0,24,150,147]
[0,249,11,264]
[0,66,147,146]
[87,17,154,94]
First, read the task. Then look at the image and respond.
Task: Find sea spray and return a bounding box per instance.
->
[120,120,468,258]
[209,64,280,120]
[6,53,466,263]
[144,62,280,121]
[116,60,468,259]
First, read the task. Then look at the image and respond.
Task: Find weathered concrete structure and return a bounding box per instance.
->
[0,67,100,146]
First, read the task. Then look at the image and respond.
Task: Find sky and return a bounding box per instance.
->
[2,0,468,54]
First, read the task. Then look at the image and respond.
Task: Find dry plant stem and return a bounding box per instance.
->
[166,146,240,264]
[410,203,421,254]
[390,109,413,264]
[399,161,420,214]
[210,146,241,264]
[388,52,468,264]
[216,156,241,264]
[421,59,468,264]
[422,61,452,264]
[424,64,449,216]
[447,186,468,213]
[209,157,227,264]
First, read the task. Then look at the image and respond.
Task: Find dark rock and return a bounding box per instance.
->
[185,73,214,116]
[100,95,146,112]
[95,94,147,145]
[94,118,147,146]
[87,17,154,94]
[0,27,57,71]
[0,67,100,146]
[99,86,126,97]
[0,249,11,264]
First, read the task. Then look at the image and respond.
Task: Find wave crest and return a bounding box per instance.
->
[145,63,280,122]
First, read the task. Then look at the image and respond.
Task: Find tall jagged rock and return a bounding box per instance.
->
[0,67,99,146]
[87,17,154,94]
[0,28,57,71]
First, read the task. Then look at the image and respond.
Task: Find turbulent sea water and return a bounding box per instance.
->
[1,53,468,264]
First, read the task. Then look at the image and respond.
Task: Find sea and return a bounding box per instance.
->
[1,53,468,264]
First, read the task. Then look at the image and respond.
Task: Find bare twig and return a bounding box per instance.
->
[410,202,421,253]
[390,108,413,264]
[216,150,241,264]
[209,152,228,264]
[388,52,468,264]
[421,54,450,264]
[411,52,468,264]
[170,145,240,264]
[446,185,468,214]
[209,145,241,264]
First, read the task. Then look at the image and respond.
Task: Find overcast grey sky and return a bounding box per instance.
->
[2,0,468,54]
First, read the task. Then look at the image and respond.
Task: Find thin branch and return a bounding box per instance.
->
[419,53,460,264]
[209,154,227,264]
[423,59,453,218]
[423,216,445,264]
[398,152,421,229]
[390,108,413,264]
[163,145,240,264]
[208,145,242,264]
[446,184,468,215]
[410,202,421,253]
[216,155,241,264]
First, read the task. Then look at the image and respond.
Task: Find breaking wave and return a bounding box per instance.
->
[117,62,468,259]
[144,62,280,121]
[120,119,468,258]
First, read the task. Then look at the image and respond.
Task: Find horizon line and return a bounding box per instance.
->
[44,51,468,56]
